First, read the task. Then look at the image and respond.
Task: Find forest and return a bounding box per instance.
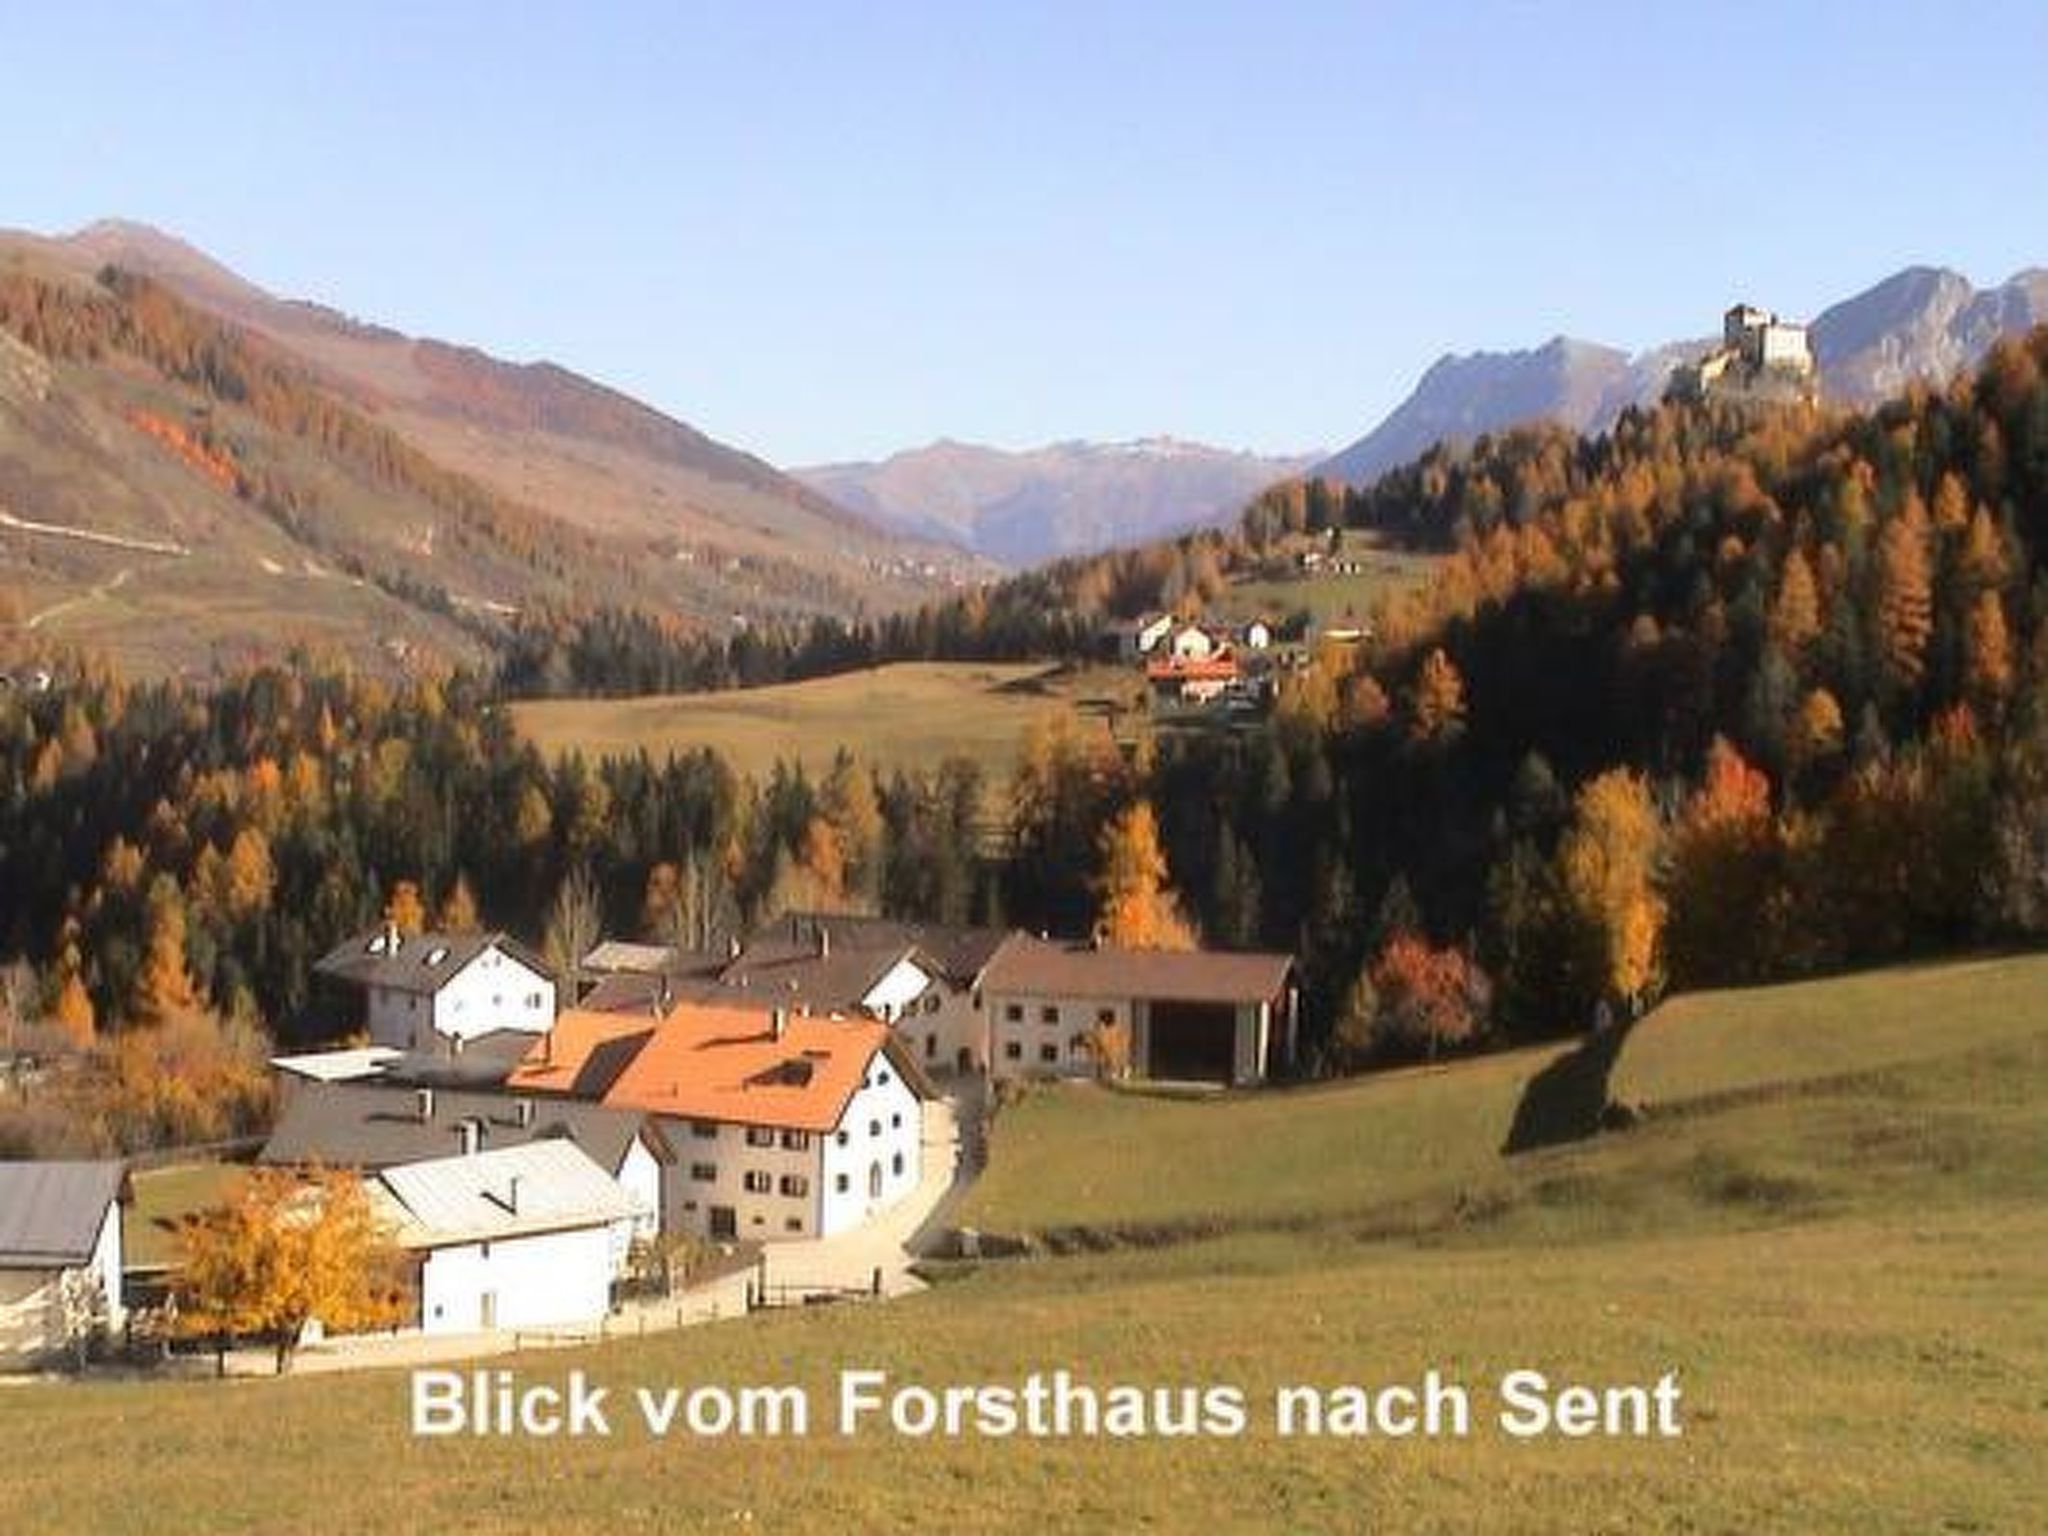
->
[6,328,2048,1152]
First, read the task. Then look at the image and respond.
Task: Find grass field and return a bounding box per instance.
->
[1220,539,1440,631]
[124,1160,246,1270]
[5,953,2044,1532]
[510,661,1143,784]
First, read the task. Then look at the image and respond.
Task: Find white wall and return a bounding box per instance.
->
[0,1202,126,1368]
[895,978,988,1074]
[657,1118,826,1242]
[818,1066,922,1237]
[416,1223,613,1334]
[987,990,1126,1082]
[364,944,555,1049]
[861,955,933,1022]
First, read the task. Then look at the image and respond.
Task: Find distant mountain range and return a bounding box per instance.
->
[798,438,1318,567]
[0,220,977,674]
[1318,265,2048,486]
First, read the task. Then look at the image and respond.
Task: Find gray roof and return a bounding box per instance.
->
[313,928,551,996]
[746,913,1009,985]
[0,1161,126,1268]
[260,1081,648,1175]
[375,1141,639,1248]
[980,934,1296,1006]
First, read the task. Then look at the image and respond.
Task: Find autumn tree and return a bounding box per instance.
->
[132,875,200,1025]
[1366,932,1491,1062]
[1964,590,2014,710]
[1557,769,1666,1016]
[173,1167,405,1374]
[436,873,480,934]
[1095,800,1196,950]
[1665,738,1781,986]
[1406,647,1467,744]
[1874,498,1934,695]
[49,919,96,1047]
[383,879,427,936]
[1769,548,1822,655]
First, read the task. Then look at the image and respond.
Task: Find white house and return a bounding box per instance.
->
[0,1161,126,1370]
[979,935,1297,1087]
[601,1002,929,1243]
[1167,623,1219,662]
[315,926,556,1050]
[373,1140,638,1335]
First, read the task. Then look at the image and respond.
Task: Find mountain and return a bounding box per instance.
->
[0,221,975,675]
[1317,266,2048,487]
[799,437,1316,567]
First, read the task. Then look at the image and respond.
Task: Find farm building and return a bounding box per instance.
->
[979,936,1296,1086]
[372,1140,638,1335]
[602,1002,930,1243]
[314,926,555,1051]
[0,1161,127,1369]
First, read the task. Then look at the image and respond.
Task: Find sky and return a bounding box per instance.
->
[5,2,2046,465]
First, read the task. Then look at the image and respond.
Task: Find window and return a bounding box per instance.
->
[780,1130,810,1152]
[780,1174,810,1198]
[924,995,940,1015]
[1003,1003,1023,1022]
[834,1173,850,1194]
[876,1067,891,1086]
[1039,1044,1059,1063]
[1097,1008,1117,1026]
[745,1127,776,1148]
[742,1171,773,1194]
[972,990,983,1011]
[1040,1005,1060,1024]
[868,1120,881,1137]
[891,1112,902,1129]
[527,992,543,1009]
[691,1121,718,1140]
[835,1129,849,1147]
[891,1152,905,1176]
[682,1199,698,1212]
[924,1035,937,1059]
[784,1217,803,1233]
[690,1163,717,1182]
[1071,1035,1090,1056]
[479,1241,492,1260]
[1004,1042,1023,1061]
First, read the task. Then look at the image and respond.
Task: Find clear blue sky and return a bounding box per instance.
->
[5,2,2045,464]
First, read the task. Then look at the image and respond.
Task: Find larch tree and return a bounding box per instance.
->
[1557,769,1667,1015]
[1665,738,1780,986]
[1874,499,1934,695]
[1769,548,1822,656]
[436,873,480,934]
[383,879,427,936]
[1095,800,1196,950]
[1965,590,2014,708]
[132,875,200,1025]
[1406,647,1468,744]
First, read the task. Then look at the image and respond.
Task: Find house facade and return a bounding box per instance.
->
[980,936,1296,1087]
[602,1003,928,1243]
[315,927,556,1050]
[373,1140,638,1335]
[0,1161,126,1370]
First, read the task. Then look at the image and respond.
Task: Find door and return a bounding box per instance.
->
[955,1047,973,1073]
[710,1205,737,1240]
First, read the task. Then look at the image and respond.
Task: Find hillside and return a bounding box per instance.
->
[4,954,2042,1532]
[1318,263,2048,486]
[799,436,1315,566]
[0,222,975,674]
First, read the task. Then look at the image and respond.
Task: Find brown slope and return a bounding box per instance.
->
[5,219,974,582]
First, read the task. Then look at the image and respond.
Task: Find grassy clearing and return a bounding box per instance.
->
[509,661,1143,784]
[5,953,2045,1532]
[124,1161,245,1270]
[1220,545,1440,630]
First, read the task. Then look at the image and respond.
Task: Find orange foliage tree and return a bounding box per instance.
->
[1095,801,1196,950]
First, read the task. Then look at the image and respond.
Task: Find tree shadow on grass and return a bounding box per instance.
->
[1501,1019,1637,1154]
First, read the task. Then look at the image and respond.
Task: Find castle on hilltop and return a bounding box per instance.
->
[1668,303,1818,406]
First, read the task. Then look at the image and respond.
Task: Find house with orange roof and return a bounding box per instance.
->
[600,1001,931,1244]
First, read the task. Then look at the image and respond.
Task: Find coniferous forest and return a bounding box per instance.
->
[6,328,2048,1150]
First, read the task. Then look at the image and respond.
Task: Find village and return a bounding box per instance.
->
[1,911,1296,1374]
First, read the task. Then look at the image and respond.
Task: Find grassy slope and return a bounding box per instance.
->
[509,661,1145,784]
[5,954,2045,1533]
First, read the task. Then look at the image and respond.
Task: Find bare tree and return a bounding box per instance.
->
[543,865,602,1002]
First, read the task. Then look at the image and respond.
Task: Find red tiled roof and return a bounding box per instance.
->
[602,1002,897,1133]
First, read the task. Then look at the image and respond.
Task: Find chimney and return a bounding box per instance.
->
[384,919,401,955]
[416,1086,435,1123]
[771,1006,788,1042]
[459,1118,482,1157]
[506,1174,522,1214]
